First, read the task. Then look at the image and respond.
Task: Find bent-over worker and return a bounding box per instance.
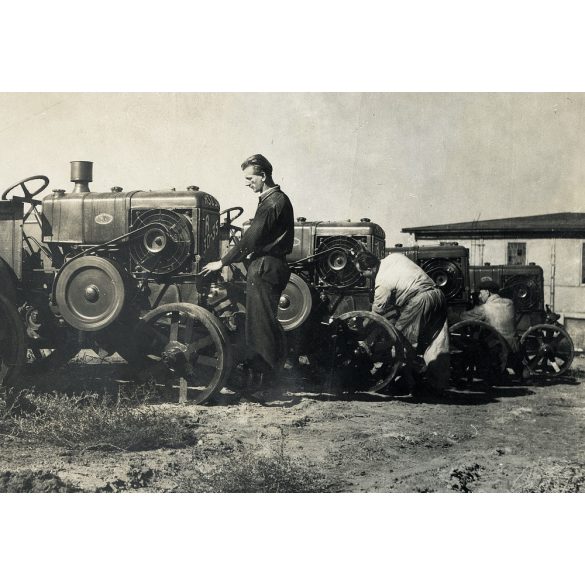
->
[355,250,450,393]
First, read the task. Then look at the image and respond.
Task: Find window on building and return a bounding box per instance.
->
[507,242,526,266]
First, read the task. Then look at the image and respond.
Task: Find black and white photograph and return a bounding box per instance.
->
[1,2,583,583]
[1,91,584,495]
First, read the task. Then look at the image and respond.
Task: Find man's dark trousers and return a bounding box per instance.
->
[245,255,291,373]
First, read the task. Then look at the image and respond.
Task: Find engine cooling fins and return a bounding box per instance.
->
[420,258,465,300]
[316,236,363,288]
[501,274,540,311]
[129,209,193,275]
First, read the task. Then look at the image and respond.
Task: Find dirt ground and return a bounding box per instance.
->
[1,355,585,493]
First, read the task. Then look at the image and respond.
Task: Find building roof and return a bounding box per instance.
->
[402,212,585,240]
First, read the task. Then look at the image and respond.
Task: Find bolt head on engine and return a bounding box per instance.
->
[279,294,291,309]
[144,228,168,254]
[84,284,100,303]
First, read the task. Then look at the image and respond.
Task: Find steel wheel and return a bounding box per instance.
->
[331,310,405,394]
[135,303,232,404]
[0,293,26,387]
[520,324,574,377]
[449,319,509,385]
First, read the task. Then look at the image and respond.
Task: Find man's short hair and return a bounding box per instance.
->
[354,249,381,273]
[241,154,273,177]
[479,278,500,294]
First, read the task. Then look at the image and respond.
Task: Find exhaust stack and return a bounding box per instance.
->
[70,161,93,193]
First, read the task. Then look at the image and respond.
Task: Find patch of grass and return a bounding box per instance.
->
[0,389,196,452]
[568,366,585,379]
[516,461,585,493]
[450,463,482,492]
[97,461,158,492]
[359,440,392,461]
[0,470,81,493]
[176,433,331,493]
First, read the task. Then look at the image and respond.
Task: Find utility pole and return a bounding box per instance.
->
[550,238,556,311]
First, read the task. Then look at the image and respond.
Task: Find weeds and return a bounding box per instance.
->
[516,461,585,493]
[0,470,81,493]
[450,463,482,492]
[0,389,196,452]
[568,366,585,379]
[97,461,157,492]
[176,431,331,493]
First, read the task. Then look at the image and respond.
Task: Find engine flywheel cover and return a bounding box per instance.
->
[129,209,193,275]
[421,258,464,300]
[277,273,313,331]
[316,236,363,288]
[55,257,128,331]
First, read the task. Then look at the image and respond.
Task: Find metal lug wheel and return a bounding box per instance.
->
[520,324,574,377]
[135,303,232,404]
[449,319,509,386]
[0,293,26,387]
[330,310,405,395]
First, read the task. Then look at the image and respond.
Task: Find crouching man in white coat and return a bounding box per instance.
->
[354,249,450,395]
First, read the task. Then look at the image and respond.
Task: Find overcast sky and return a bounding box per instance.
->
[1,92,584,245]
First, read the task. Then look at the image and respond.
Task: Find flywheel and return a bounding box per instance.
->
[277,273,313,331]
[55,256,129,331]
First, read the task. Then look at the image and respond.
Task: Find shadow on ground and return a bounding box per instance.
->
[13,361,577,408]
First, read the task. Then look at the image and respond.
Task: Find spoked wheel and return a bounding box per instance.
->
[449,319,509,386]
[135,303,232,404]
[330,310,405,395]
[520,324,574,377]
[0,293,27,387]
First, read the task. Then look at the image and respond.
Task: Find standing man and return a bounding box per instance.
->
[355,249,450,394]
[201,154,294,393]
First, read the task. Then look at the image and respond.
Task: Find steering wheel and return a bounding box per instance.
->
[220,206,244,243]
[220,206,244,224]
[2,175,50,205]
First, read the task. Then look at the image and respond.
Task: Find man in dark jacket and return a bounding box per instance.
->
[201,154,294,392]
